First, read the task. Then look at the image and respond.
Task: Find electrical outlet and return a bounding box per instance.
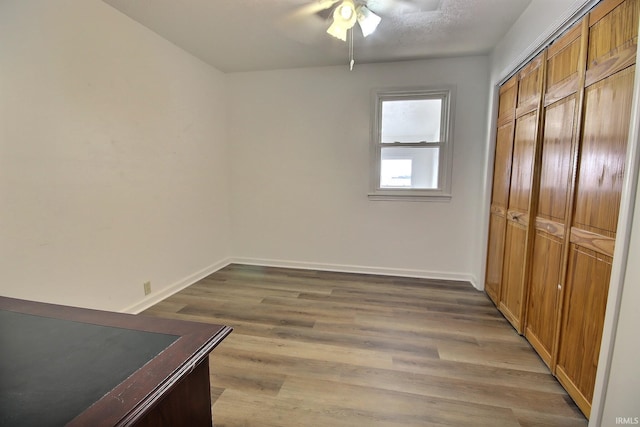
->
[143,281,152,296]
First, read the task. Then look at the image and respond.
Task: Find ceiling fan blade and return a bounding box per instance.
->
[275,0,340,46]
[357,6,382,37]
[285,0,341,21]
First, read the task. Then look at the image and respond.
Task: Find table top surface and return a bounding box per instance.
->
[0,296,232,427]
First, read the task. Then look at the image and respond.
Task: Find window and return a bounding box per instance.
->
[369,87,454,201]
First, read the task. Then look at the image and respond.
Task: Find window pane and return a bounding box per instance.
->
[381,99,442,143]
[381,147,439,189]
[381,159,412,187]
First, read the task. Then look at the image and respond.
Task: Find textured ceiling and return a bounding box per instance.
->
[103,0,532,72]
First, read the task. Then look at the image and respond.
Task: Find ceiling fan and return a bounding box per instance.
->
[328,0,381,41]
[287,0,380,42]
[284,0,440,69]
[287,0,441,41]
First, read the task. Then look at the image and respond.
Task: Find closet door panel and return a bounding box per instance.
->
[500,111,538,330]
[556,245,612,415]
[558,1,638,416]
[588,0,639,67]
[559,64,635,418]
[525,95,577,366]
[546,23,583,105]
[517,56,544,113]
[508,111,538,214]
[484,0,639,419]
[485,76,518,306]
[486,123,514,303]
[537,97,576,223]
[499,55,544,333]
[573,65,635,238]
[492,123,515,207]
[498,80,518,122]
[525,231,563,364]
[486,214,507,302]
[500,221,528,329]
[547,38,581,89]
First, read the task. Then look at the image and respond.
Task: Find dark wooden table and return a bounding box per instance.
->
[0,296,231,427]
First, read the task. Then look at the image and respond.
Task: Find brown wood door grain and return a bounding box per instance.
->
[557,65,635,416]
[492,123,516,208]
[555,0,638,417]
[537,97,576,224]
[525,95,577,367]
[545,22,584,105]
[499,95,542,332]
[498,78,518,124]
[500,221,528,330]
[485,77,518,305]
[517,56,544,115]
[556,245,613,416]
[524,16,586,365]
[526,231,564,363]
[587,0,639,85]
[485,0,638,419]
[572,66,635,238]
[486,213,507,303]
[508,111,539,215]
[525,15,587,362]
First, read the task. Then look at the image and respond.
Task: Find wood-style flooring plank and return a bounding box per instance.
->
[143,264,587,426]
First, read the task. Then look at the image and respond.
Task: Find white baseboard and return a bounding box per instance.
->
[123,257,481,314]
[122,258,232,314]
[230,257,480,289]
[468,274,480,290]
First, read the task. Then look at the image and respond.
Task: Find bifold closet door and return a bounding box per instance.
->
[485,77,517,305]
[555,0,638,416]
[524,21,586,368]
[485,0,639,418]
[499,55,544,333]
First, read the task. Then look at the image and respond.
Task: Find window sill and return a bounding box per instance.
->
[368,192,452,202]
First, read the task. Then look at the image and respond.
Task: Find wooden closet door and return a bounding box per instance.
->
[485,77,517,305]
[499,55,544,333]
[556,0,638,416]
[525,22,586,368]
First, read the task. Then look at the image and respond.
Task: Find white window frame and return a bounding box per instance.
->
[369,86,455,201]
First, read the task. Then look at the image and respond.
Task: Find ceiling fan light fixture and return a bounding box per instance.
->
[326,0,357,40]
[326,20,348,41]
[356,6,381,37]
[338,1,355,20]
[335,0,356,22]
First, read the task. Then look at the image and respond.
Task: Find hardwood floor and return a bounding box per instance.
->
[143,264,587,426]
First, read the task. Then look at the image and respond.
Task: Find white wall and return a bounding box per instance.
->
[228,57,489,284]
[0,0,230,312]
[485,0,640,425]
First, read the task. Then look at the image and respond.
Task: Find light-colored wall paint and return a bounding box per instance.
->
[227,57,489,284]
[484,0,640,425]
[0,0,230,311]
